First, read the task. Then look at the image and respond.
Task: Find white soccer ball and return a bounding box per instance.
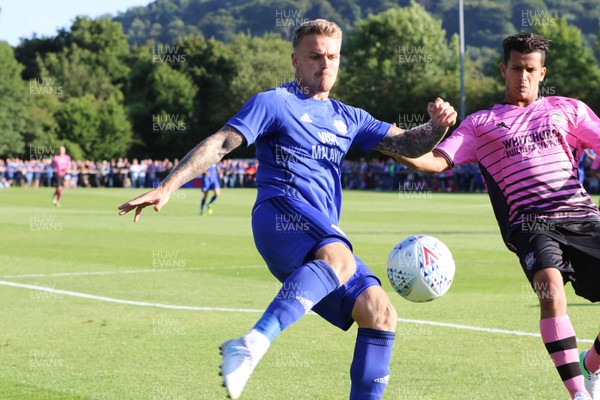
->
[387,235,455,302]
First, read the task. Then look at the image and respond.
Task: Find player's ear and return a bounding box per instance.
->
[500,63,506,78]
[540,66,547,81]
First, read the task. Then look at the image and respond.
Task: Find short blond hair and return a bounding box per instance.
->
[292,19,342,50]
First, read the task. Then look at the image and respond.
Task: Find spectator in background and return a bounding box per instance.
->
[0,159,8,188]
[129,159,141,188]
[579,149,596,184]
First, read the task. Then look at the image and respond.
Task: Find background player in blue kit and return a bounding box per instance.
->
[199,164,220,215]
[119,19,456,400]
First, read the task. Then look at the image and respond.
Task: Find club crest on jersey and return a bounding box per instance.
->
[333,119,348,135]
[524,252,536,270]
[550,112,565,126]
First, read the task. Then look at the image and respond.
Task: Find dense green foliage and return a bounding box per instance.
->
[2,0,600,160]
[113,0,600,51]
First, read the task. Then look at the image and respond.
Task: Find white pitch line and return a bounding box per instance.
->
[0,265,261,279]
[0,280,264,313]
[396,317,596,343]
[0,280,594,343]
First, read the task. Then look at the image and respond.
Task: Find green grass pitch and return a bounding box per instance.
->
[0,187,598,399]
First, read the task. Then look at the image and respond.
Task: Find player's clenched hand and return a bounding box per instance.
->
[118,186,171,223]
[427,97,457,128]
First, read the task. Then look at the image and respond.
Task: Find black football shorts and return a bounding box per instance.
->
[509,219,600,302]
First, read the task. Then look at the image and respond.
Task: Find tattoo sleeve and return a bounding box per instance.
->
[372,121,448,159]
[160,125,245,191]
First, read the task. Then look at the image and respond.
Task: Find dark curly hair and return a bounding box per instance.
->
[502,32,550,65]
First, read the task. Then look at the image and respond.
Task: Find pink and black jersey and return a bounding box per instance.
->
[51,154,71,177]
[435,96,600,248]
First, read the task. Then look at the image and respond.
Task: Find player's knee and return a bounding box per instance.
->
[353,287,397,332]
[380,300,397,332]
[314,242,356,284]
[532,268,567,318]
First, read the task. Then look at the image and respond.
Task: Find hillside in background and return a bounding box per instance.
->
[113,0,600,53]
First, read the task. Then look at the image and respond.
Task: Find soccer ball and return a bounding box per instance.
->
[387,235,455,302]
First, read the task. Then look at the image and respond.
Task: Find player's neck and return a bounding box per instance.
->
[309,91,330,101]
[503,96,540,107]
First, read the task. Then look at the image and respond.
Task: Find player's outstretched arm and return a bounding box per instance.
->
[396,152,451,174]
[118,126,245,222]
[373,97,456,159]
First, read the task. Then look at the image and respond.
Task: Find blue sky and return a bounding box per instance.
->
[0,0,153,46]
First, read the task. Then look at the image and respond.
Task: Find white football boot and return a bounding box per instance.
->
[220,338,261,399]
[581,351,600,400]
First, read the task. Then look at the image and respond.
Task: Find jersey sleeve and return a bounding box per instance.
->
[225,91,280,147]
[574,100,600,154]
[351,108,392,151]
[434,116,478,167]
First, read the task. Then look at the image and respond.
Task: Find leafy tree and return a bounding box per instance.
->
[35,17,131,100]
[14,34,68,79]
[534,16,600,109]
[0,42,50,157]
[174,34,238,140]
[228,33,294,110]
[21,17,135,160]
[125,44,198,159]
[54,94,132,160]
[335,2,456,123]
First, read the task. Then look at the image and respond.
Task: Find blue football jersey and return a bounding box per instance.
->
[226,81,390,223]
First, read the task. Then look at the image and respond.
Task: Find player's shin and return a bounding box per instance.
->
[220,260,340,399]
[540,315,588,398]
[245,259,340,349]
[350,328,395,400]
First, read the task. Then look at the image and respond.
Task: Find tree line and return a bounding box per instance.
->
[1,2,600,161]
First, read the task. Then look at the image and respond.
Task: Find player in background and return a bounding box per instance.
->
[578,149,596,184]
[590,155,600,208]
[50,146,71,207]
[199,164,221,215]
[393,33,600,400]
[591,154,600,180]
[119,19,456,400]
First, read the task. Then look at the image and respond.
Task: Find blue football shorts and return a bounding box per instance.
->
[201,177,220,192]
[251,195,381,330]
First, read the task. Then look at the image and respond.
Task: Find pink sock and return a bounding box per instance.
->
[584,334,600,373]
[540,316,587,398]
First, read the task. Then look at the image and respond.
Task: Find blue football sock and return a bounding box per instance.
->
[200,199,206,211]
[208,195,217,205]
[350,328,395,400]
[252,259,340,342]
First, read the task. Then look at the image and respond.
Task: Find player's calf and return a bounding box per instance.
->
[349,286,397,400]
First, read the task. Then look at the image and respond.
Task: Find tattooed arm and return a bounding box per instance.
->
[373,97,456,173]
[118,126,244,222]
[161,126,244,192]
[373,121,448,159]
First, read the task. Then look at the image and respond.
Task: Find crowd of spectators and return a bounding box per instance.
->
[1,156,599,194]
[0,158,259,190]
